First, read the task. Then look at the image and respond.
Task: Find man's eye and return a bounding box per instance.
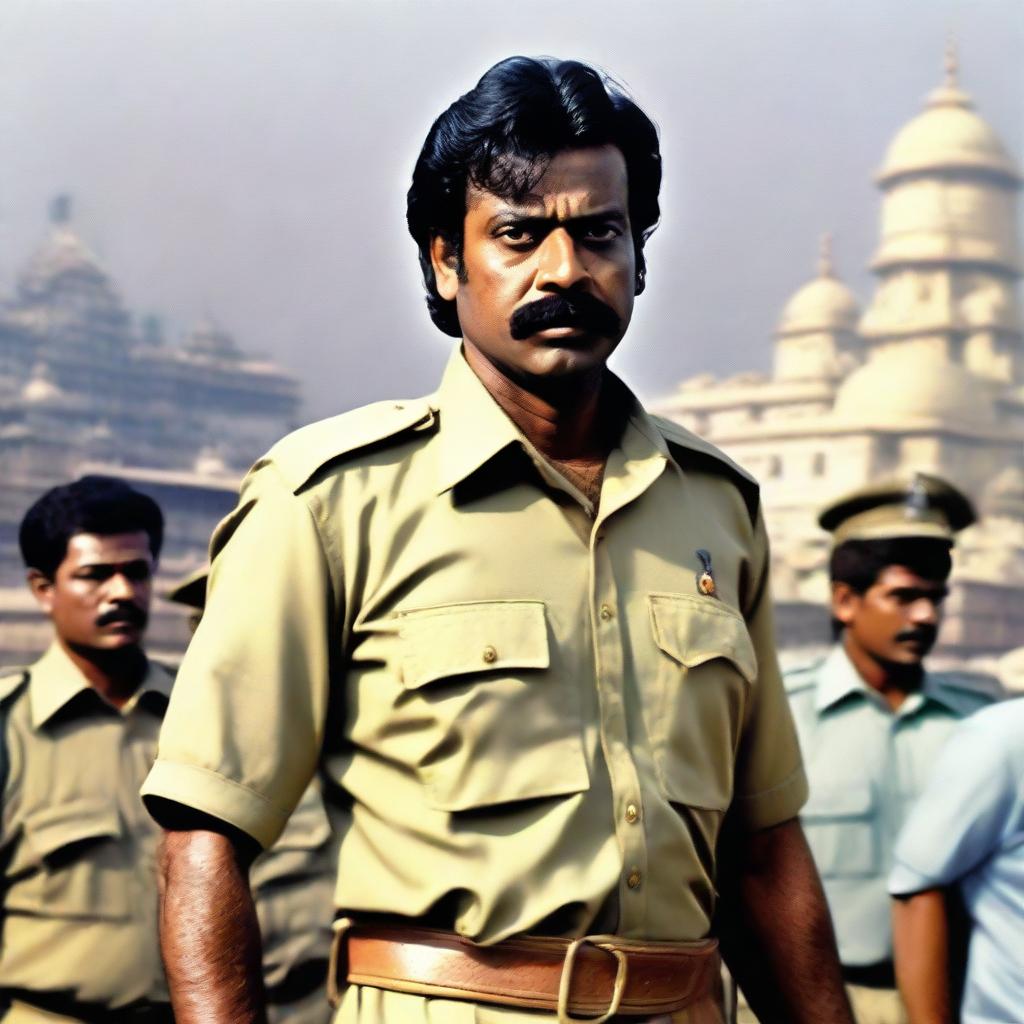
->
[583,224,620,243]
[496,225,536,245]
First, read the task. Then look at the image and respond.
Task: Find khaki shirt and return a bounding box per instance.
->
[143,348,807,945]
[0,643,172,1009]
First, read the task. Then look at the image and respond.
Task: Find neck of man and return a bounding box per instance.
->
[842,632,924,712]
[61,639,148,709]
[463,342,608,462]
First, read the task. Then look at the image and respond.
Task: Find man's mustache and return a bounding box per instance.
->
[896,626,937,647]
[96,606,148,629]
[509,292,621,341]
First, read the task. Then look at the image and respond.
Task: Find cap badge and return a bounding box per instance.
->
[696,549,716,596]
[905,474,930,521]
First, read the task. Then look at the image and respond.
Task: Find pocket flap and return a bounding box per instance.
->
[649,594,757,683]
[399,600,549,689]
[23,799,121,860]
[802,783,873,819]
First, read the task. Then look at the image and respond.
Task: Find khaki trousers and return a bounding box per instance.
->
[333,985,726,1023]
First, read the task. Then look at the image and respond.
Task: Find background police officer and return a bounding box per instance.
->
[785,472,1002,1024]
[0,476,172,1022]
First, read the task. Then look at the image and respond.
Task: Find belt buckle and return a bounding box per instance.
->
[557,933,629,1024]
[327,916,355,1008]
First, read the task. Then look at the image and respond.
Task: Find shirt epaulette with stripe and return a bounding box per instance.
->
[258,398,437,495]
[783,660,825,695]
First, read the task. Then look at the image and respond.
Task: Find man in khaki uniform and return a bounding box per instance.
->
[143,56,853,1023]
[166,569,337,1024]
[0,476,172,1022]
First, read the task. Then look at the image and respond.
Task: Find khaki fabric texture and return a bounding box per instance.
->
[331,986,726,1023]
[255,777,337,1023]
[144,348,807,949]
[0,643,172,1009]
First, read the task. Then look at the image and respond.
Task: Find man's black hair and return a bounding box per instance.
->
[406,55,662,337]
[829,537,953,639]
[19,475,164,578]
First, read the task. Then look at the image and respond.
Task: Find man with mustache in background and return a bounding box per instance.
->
[784,473,1002,1024]
[0,475,173,1021]
[145,56,853,1023]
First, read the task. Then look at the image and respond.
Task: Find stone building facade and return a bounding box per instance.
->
[0,198,301,662]
[655,49,1024,671]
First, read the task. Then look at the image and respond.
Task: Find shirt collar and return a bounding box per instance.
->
[814,642,966,718]
[814,644,870,713]
[433,346,668,501]
[29,641,174,729]
[433,347,526,496]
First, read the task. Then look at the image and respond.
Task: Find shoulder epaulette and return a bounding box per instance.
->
[0,667,29,705]
[649,415,760,525]
[258,398,436,494]
[783,660,824,695]
[931,670,1005,705]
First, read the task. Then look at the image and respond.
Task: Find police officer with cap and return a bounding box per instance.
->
[785,471,1002,1024]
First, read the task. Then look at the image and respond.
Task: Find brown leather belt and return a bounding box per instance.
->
[328,918,720,1021]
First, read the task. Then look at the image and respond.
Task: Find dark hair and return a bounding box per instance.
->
[406,55,662,337]
[19,475,164,577]
[829,537,953,638]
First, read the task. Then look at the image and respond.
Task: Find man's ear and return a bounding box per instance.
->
[430,234,460,302]
[830,581,860,628]
[27,569,55,613]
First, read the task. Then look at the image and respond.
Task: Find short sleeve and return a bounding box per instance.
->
[142,462,337,850]
[889,710,1017,896]
[730,510,809,830]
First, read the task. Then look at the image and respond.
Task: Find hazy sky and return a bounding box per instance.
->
[2,0,1022,420]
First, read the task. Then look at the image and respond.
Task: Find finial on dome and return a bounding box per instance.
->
[944,34,959,88]
[49,194,71,225]
[817,232,835,279]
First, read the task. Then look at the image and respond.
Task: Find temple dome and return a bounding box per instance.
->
[877,50,1020,185]
[776,235,860,336]
[833,350,997,431]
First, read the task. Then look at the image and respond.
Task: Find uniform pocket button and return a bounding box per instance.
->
[482,645,498,664]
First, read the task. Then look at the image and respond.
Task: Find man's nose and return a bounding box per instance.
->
[535,227,588,291]
[910,597,941,626]
[105,572,138,603]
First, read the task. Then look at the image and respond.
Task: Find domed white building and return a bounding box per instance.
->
[656,47,1024,665]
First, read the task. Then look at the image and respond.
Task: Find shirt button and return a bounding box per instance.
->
[482,645,498,664]
[599,604,614,621]
[624,804,639,824]
[627,869,642,890]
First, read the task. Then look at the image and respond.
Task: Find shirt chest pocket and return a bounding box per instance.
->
[397,600,589,812]
[10,799,133,921]
[648,594,756,812]
[800,783,879,878]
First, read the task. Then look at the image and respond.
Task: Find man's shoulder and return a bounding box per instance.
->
[929,669,1006,711]
[0,665,30,705]
[261,397,437,494]
[782,657,827,697]
[647,414,760,522]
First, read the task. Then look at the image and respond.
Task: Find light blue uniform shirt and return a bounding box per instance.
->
[785,645,998,966]
[890,699,1024,1024]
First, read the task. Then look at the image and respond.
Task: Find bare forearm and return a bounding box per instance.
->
[892,890,952,1024]
[158,829,268,1024]
[718,817,853,1024]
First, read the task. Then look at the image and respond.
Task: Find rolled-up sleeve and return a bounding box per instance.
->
[731,510,809,830]
[142,462,337,850]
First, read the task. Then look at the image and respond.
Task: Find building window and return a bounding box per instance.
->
[812,452,826,476]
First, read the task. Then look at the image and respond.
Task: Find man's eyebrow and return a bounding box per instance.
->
[486,205,628,228]
[73,558,151,572]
